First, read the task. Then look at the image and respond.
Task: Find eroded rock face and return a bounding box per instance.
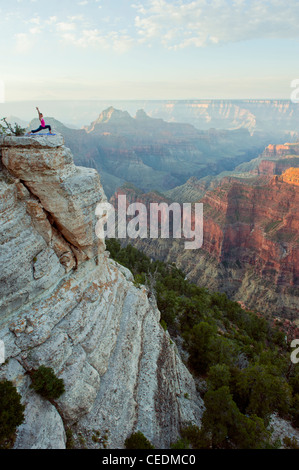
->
[0,135,203,449]
[1,135,106,261]
[281,168,299,186]
[14,391,66,450]
[110,175,299,320]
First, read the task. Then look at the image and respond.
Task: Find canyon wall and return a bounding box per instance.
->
[0,135,203,449]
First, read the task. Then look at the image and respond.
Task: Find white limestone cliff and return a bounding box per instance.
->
[0,135,204,449]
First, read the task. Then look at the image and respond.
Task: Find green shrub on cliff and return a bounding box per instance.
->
[0,117,26,136]
[30,365,65,400]
[0,380,25,448]
[232,364,292,421]
[125,431,154,449]
[202,386,271,449]
[208,364,231,390]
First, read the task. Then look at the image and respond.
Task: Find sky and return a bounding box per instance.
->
[0,0,299,101]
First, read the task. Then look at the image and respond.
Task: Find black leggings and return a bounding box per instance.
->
[31,125,51,133]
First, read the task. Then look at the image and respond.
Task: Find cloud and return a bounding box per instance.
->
[29,17,40,25]
[133,0,299,49]
[46,16,58,25]
[11,12,133,54]
[27,16,42,34]
[68,15,85,22]
[12,0,298,56]
[60,28,134,52]
[56,22,77,32]
[29,26,42,35]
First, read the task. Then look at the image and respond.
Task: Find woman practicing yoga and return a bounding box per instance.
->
[27,107,53,135]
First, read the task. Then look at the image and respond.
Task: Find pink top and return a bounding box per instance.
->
[40,118,45,127]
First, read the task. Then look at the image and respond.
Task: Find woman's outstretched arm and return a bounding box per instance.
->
[36,107,42,120]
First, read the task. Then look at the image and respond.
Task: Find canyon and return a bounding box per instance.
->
[22,108,299,322]
[110,144,299,321]
[26,106,295,198]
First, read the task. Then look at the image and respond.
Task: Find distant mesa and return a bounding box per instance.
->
[84,107,134,134]
[95,106,152,123]
[96,106,132,124]
[135,109,150,120]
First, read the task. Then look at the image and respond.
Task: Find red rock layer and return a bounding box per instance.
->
[200,177,299,287]
[110,171,299,319]
[281,168,299,186]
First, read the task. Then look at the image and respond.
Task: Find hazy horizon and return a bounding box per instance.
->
[3,98,296,102]
[1,98,298,130]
